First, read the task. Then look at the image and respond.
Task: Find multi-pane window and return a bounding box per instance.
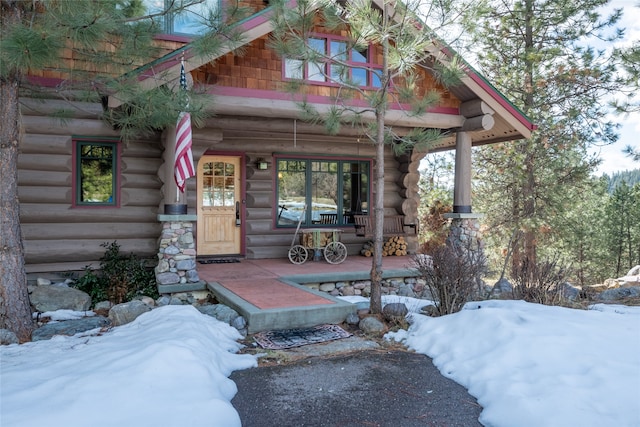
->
[201,161,236,207]
[75,141,118,206]
[276,158,370,227]
[284,35,382,88]
[144,0,220,35]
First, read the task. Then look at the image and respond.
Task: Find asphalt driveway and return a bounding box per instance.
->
[230,347,483,427]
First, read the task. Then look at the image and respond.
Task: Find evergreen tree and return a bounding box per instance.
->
[463,0,625,272]
[268,0,467,313]
[604,181,640,275]
[0,0,247,341]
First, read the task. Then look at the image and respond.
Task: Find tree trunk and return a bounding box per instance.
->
[0,1,34,342]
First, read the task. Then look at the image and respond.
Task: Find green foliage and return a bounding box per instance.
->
[604,182,640,276]
[71,241,158,306]
[605,169,640,193]
[464,0,624,273]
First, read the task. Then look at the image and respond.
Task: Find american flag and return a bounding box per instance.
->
[174,60,194,193]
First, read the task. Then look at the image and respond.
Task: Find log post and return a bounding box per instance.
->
[453,131,472,214]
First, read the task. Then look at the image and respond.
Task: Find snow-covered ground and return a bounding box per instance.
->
[1,300,639,427]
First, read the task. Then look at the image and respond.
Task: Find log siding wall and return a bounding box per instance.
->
[19,102,163,272]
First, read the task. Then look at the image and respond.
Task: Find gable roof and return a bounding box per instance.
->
[107,1,535,148]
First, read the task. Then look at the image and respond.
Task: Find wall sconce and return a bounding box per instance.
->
[256,158,269,170]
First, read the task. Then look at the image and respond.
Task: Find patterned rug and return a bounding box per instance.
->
[253,324,352,350]
[198,258,240,264]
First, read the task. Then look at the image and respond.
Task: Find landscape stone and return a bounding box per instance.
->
[345,312,360,325]
[94,301,113,311]
[156,271,180,285]
[559,282,580,301]
[36,278,51,286]
[597,286,640,302]
[382,303,409,322]
[30,285,91,312]
[359,316,386,334]
[197,304,240,324]
[32,316,111,341]
[0,329,19,345]
[108,300,152,326]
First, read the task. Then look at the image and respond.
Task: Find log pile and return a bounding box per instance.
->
[301,231,335,248]
[360,235,408,257]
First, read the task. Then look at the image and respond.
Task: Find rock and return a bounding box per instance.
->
[597,286,640,302]
[94,301,113,311]
[420,305,439,316]
[382,303,409,322]
[559,282,581,301]
[36,278,52,286]
[319,283,336,292]
[396,284,415,298]
[156,272,180,285]
[32,316,111,341]
[231,316,247,330]
[30,285,91,312]
[137,296,156,307]
[359,316,386,334]
[345,312,360,325]
[197,304,240,325]
[491,278,513,297]
[0,329,19,345]
[108,301,152,326]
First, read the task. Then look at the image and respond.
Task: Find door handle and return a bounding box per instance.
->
[235,201,241,226]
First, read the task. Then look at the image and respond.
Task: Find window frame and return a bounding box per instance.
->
[73,138,120,208]
[275,155,371,229]
[283,33,382,89]
[145,0,221,36]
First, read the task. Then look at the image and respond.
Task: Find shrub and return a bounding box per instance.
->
[510,256,570,306]
[71,241,158,306]
[412,242,487,316]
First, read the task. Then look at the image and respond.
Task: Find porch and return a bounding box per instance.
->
[196,256,419,333]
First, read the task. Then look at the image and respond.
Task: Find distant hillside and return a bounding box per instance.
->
[605,169,640,193]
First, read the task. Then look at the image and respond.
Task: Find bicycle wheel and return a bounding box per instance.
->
[324,241,347,264]
[288,245,308,264]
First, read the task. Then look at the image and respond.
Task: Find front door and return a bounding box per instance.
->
[197,155,242,255]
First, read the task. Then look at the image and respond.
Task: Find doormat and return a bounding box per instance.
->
[198,258,240,264]
[253,324,352,350]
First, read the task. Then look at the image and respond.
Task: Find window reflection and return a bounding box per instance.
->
[202,161,235,207]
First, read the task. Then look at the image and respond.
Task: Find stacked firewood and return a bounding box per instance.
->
[301,231,334,248]
[360,235,408,257]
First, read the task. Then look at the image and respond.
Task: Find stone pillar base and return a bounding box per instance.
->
[156,214,201,293]
[443,213,484,252]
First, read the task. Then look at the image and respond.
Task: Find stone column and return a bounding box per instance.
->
[155,214,205,294]
[444,213,484,253]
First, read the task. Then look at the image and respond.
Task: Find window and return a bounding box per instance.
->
[276,158,370,227]
[144,0,220,35]
[284,35,382,88]
[75,140,118,207]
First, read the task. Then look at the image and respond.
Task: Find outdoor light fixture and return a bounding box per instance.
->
[256,158,269,170]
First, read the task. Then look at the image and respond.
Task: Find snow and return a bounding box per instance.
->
[387,298,640,427]
[1,306,257,427]
[2,299,639,427]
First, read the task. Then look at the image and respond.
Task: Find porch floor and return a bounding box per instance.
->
[199,256,418,333]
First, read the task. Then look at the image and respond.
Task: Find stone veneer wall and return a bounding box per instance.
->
[302,276,432,300]
[444,214,484,254]
[155,215,202,292]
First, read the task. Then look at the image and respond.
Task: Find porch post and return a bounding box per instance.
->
[453,131,472,214]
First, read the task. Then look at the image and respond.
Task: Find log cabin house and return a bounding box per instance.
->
[19,0,535,280]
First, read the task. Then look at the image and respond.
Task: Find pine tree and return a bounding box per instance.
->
[0,0,247,341]
[463,0,625,272]
[267,0,467,313]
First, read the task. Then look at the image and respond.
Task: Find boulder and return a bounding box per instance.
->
[30,285,91,312]
[197,304,240,325]
[345,312,360,325]
[359,316,386,334]
[559,282,581,301]
[597,286,640,302]
[491,278,513,297]
[626,265,640,276]
[382,303,409,322]
[0,329,19,345]
[108,300,152,326]
[32,317,111,341]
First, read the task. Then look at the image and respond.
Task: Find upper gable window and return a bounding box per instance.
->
[284,35,382,89]
[144,0,220,35]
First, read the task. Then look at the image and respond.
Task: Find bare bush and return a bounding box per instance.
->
[511,256,570,306]
[412,242,487,316]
